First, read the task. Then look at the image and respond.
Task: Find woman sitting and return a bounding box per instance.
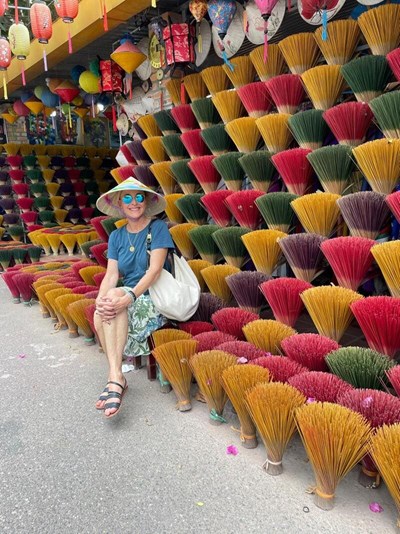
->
[94,177,174,418]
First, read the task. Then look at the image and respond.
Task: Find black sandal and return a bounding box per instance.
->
[95,383,111,410]
[104,380,128,419]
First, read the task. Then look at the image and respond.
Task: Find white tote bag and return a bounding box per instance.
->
[149,253,201,322]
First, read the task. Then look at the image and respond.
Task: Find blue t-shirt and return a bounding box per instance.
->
[107,219,175,288]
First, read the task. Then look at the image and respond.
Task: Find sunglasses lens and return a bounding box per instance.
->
[135,193,145,203]
[122,194,133,204]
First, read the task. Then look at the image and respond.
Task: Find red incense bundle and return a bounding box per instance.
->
[259,278,312,327]
[387,47,400,81]
[216,340,270,362]
[387,367,400,397]
[201,190,234,227]
[236,82,273,118]
[250,356,307,383]
[211,308,259,340]
[288,371,353,402]
[281,333,340,372]
[179,321,214,336]
[386,190,400,223]
[224,190,264,230]
[271,148,314,196]
[170,104,199,133]
[266,74,305,114]
[188,155,221,194]
[193,331,237,352]
[323,102,373,147]
[181,129,210,159]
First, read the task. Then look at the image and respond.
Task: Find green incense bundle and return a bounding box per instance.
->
[23,155,37,169]
[341,55,392,103]
[175,194,208,225]
[212,152,245,191]
[161,134,189,161]
[33,196,51,211]
[370,91,400,140]
[191,98,221,129]
[39,210,56,224]
[26,169,43,183]
[100,217,120,237]
[239,151,277,192]
[30,183,47,197]
[211,227,250,268]
[0,248,13,270]
[153,110,179,135]
[170,159,200,194]
[12,246,28,263]
[27,246,43,263]
[85,181,99,195]
[188,224,222,264]
[307,145,354,195]
[326,347,395,390]
[81,239,103,259]
[200,124,234,156]
[255,192,298,233]
[288,109,329,150]
[80,169,94,181]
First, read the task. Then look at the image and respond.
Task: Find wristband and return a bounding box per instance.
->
[126,289,136,302]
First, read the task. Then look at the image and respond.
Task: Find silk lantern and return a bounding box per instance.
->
[41,88,59,108]
[54,0,79,53]
[110,39,146,98]
[8,22,30,86]
[47,78,64,94]
[30,0,53,71]
[0,37,11,99]
[301,0,339,40]
[13,100,30,117]
[0,1,8,17]
[207,0,237,69]
[24,96,45,116]
[54,80,80,126]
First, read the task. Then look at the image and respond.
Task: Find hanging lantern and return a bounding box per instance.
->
[254,1,279,62]
[30,0,53,71]
[110,38,146,98]
[71,64,85,83]
[72,95,83,106]
[0,36,11,100]
[46,78,63,94]
[24,96,44,116]
[41,87,60,108]
[2,112,18,124]
[13,100,30,117]
[54,0,79,53]
[99,59,123,93]
[44,106,55,117]
[8,22,30,86]
[300,1,339,40]
[0,1,8,17]
[73,107,90,119]
[54,80,80,103]
[208,0,237,69]
[189,0,208,53]
[79,71,101,94]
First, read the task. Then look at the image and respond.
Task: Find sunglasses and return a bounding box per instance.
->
[122,193,146,205]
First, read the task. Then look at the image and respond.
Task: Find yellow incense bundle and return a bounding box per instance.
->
[358,4,400,56]
[201,65,231,96]
[200,264,240,302]
[290,192,341,237]
[371,241,400,298]
[137,115,162,138]
[183,73,208,101]
[301,65,344,111]
[241,229,287,275]
[149,162,177,195]
[169,223,199,259]
[222,56,256,88]
[211,90,245,124]
[279,33,320,75]
[249,44,286,81]
[243,319,296,353]
[256,113,293,153]
[314,19,361,65]
[225,117,261,153]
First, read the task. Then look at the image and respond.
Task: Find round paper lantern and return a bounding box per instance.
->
[0,1,8,17]
[30,1,53,44]
[24,96,44,116]
[46,78,64,93]
[79,70,101,94]
[72,95,83,106]
[189,0,208,22]
[54,0,79,22]
[8,23,30,60]
[71,64,85,83]
[34,85,46,99]
[54,80,80,103]
[41,88,59,108]
[13,100,30,117]
[0,36,11,99]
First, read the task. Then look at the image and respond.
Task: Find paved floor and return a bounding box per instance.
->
[0,277,397,534]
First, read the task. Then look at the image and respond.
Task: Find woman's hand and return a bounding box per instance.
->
[96,294,131,321]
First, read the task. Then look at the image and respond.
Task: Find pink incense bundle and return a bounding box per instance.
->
[16,197,34,212]
[387,367,400,396]
[216,340,270,362]
[281,333,340,372]
[266,74,306,114]
[2,271,21,303]
[250,356,307,383]
[387,48,400,81]
[188,156,221,193]
[271,148,314,196]
[12,183,29,198]
[201,190,234,227]
[320,236,375,291]
[20,211,38,228]
[211,308,259,340]
[236,82,273,118]
[386,190,400,223]
[90,243,108,269]
[224,190,264,230]
[72,285,98,295]
[288,371,353,402]
[193,331,237,352]
[12,273,35,304]
[93,271,106,287]
[181,129,210,159]
[170,104,199,133]
[179,321,214,336]
[351,297,400,358]
[259,278,312,327]
[90,216,109,243]
[323,102,373,147]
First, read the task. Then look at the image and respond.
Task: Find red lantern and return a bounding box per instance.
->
[54,0,79,53]
[13,99,30,117]
[30,1,53,44]
[54,80,80,103]
[0,36,11,99]
[0,0,8,17]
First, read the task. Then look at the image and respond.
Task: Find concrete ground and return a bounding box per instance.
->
[0,277,398,534]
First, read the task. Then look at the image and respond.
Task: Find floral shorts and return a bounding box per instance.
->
[123,292,167,358]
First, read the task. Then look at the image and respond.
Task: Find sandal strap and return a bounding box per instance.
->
[98,388,109,401]
[108,380,126,389]
[104,402,121,410]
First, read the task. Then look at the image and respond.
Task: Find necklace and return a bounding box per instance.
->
[126,227,141,253]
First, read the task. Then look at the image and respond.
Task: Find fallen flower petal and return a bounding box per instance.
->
[237,357,248,364]
[226,445,238,456]
[17,354,27,359]
[369,502,383,513]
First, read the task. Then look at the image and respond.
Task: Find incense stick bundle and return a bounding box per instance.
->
[236,82,273,118]
[224,190,264,230]
[249,44,286,81]
[306,145,354,195]
[222,56,256,88]
[211,90,245,124]
[190,98,221,129]
[212,153,245,192]
[152,339,198,412]
[191,292,224,323]
[153,110,179,135]
[217,341,269,362]
[137,115,162,138]
[175,194,207,225]
[239,151,276,193]
[388,367,400,397]
[370,92,400,140]
[242,229,287,275]
[341,55,392,103]
[226,271,270,314]
[255,192,297,233]
[201,190,234,226]
[200,264,240,303]
[278,233,327,283]
[200,65,231,96]
[222,365,271,449]
[161,134,189,162]
[352,139,400,195]
[181,129,210,159]
[150,162,178,195]
[211,227,250,268]
[170,159,199,194]
[387,47,400,81]
[67,298,96,343]
[54,293,85,337]
[187,259,213,291]
[300,285,363,342]
[45,287,72,328]
[169,223,199,259]
[243,319,296,354]
[164,193,185,224]
[266,74,305,115]
[170,104,199,133]
[337,191,390,239]
[287,109,329,150]
[271,148,313,196]
[301,65,344,111]
[151,328,192,348]
[251,356,307,383]
[291,193,341,237]
[371,241,400,298]
[225,117,261,153]
[246,382,305,474]
[386,191,400,223]
[190,350,237,424]
[282,333,339,372]
[166,78,183,106]
[295,402,371,511]
[278,33,320,75]
[256,113,293,154]
[314,19,361,65]
[358,3,400,55]
[259,278,312,328]
[188,155,221,193]
[323,102,373,147]
[141,137,168,164]
[200,125,234,156]
[211,307,258,340]
[188,225,221,264]
[183,73,208,101]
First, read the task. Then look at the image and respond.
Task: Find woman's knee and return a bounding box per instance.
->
[105,287,126,299]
